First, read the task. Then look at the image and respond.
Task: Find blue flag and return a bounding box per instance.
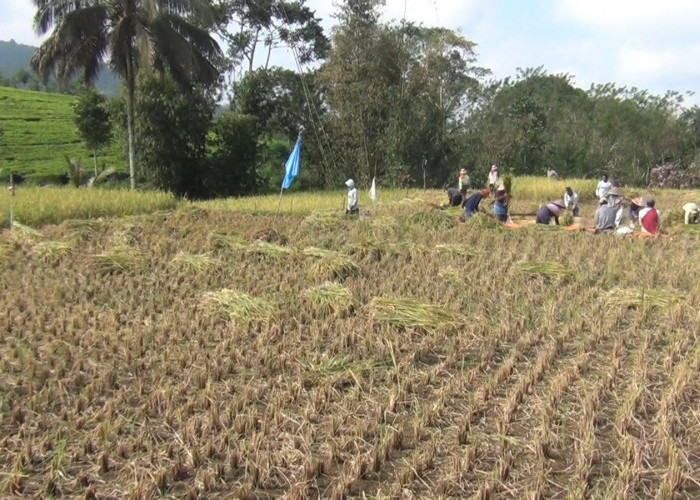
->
[282,134,302,189]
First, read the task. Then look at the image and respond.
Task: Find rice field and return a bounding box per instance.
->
[1,194,699,498]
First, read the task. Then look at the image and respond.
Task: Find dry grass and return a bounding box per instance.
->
[0,201,699,499]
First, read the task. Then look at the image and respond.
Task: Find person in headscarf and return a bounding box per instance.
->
[345,179,358,214]
[535,200,565,225]
[564,186,580,217]
[487,165,499,193]
[458,169,470,191]
[595,174,612,200]
[493,186,508,222]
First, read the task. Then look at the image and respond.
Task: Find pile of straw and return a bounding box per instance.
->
[515,260,573,281]
[606,288,685,310]
[304,281,354,317]
[303,247,359,280]
[369,296,464,333]
[202,289,274,323]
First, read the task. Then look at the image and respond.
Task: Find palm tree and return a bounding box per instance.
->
[31,0,222,189]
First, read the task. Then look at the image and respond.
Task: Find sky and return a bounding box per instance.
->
[4,0,700,107]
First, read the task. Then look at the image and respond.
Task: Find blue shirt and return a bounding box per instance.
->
[463,193,484,214]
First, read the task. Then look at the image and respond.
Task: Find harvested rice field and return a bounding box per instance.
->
[1,202,699,499]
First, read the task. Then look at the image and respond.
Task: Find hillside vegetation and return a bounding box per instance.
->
[0,86,123,183]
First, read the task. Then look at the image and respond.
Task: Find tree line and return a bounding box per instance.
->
[31,0,700,197]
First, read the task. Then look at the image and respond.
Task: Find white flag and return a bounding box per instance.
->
[370,177,377,202]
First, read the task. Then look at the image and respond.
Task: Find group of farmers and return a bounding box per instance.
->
[345,167,699,236]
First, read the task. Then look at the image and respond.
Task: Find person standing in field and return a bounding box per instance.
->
[594,197,618,233]
[462,189,490,220]
[628,196,643,229]
[493,187,508,222]
[345,179,359,215]
[595,174,612,200]
[487,165,499,193]
[445,184,466,207]
[535,200,565,225]
[458,169,470,191]
[683,202,699,224]
[564,186,580,216]
[639,198,661,234]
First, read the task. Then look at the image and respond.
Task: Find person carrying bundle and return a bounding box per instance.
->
[535,200,565,225]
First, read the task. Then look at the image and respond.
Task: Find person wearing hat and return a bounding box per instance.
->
[462,188,490,220]
[564,187,580,216]
[594,197,618,233]
[535,200,565,225]
[607,186,625,228]
[639,198,661,234]
[487,165,499,193]
[683,202,699,224]
[345,179,359,215]
[458,169,470,191]
[493,186,509,222]
[628,196,643,229]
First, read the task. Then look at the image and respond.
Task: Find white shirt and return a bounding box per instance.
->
[595,180,611,199]
[347,187,358,211]
[683,202,698,224]
[564,191,579,209]
[488,171,498,185]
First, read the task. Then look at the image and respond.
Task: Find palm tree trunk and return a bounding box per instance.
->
[93,149,98,177]
[125,52,136,190]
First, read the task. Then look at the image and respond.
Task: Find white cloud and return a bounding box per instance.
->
[2,0,40,45]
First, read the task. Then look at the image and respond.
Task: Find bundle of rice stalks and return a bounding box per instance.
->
[386,241,430,261]
[560,211,575,227]
[435,243,480,258]
[369,296,464,333]
[251,228,288,244]
[247,241,295,259]
[91,246,143,273]
[514,260,573,281]
[303,211,343,231]
[209,232,248,250]
[172,251,219,273]
[466,213,503,230]
[346,237,383,261]
[606,288,685,310]
[7,221,43,245]
[31,239,74,262]
[406,209,456,229]
[303,247,359,280]
[201,289,274,324]
[303,281,354,317]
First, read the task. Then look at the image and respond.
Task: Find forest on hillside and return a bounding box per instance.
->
[3,0,700,196]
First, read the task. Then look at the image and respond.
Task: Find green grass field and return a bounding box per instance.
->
[0,86,123,183]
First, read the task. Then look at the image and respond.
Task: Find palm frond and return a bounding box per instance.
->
[32,0,89,34]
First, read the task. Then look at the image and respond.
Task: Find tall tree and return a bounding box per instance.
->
[73,89,113,176]
[31,0,222,189]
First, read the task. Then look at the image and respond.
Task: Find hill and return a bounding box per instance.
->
[0,39,121,95]
[0,86,124,183]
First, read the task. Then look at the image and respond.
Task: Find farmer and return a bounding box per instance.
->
[458,169,470,191]
[628,197,643,229]
[595,174,612,200]
[345,179,359,215]
[493,187,508,222]
[683,202,699,224]
[593,197,617,234]
[535,200,565,225]
[463,189,490,220]
[639,198,661,234]
[487,165,499,193]
[608,187,625,228]
[445,184,466,207]
[547,167,558,179]
[564,186,580,216]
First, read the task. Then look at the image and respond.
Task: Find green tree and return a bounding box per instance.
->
[215,0,329,75]
[133,74,214,198]
[207,112,259,196]
[31,0,222,190]
[73,89,113,176]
